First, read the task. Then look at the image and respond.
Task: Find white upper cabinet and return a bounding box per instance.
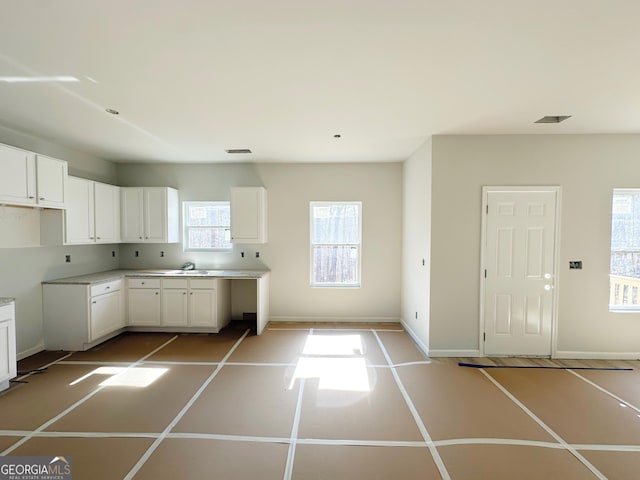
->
[121,187,179,243]
[36,155,67,208]
[64,176,120,245]
[0,143,66,209]
[230,186,267,244]
[94,181,120,243]
[0,143,36,206]
[65,176,95,244]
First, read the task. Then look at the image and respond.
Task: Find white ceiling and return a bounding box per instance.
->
[1,0,639,164]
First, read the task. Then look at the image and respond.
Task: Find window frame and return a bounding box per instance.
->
[609,189,640,311]
[182,201,232,252]
[309,201,362,288]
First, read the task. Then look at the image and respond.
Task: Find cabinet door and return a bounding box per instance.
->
[36,155,67,208]
[121,187,144,242]
[0,304,16,386]
[94,182,120,243]
[144,187,167,242]
[230,187,267,243]
[127,289,161,325]
[189,289,217,327]
[0,144,36,206]
[65,177,95,244]
[90,290,123,341]
[162,289,189,326]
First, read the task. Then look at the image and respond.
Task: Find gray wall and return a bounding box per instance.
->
[117,162,403,323]
[431,134,640,357]
[0,128,119,357]
[401,139,431,352]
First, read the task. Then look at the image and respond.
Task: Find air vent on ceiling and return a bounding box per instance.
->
[225,148,252,154]
[534,115,571,124]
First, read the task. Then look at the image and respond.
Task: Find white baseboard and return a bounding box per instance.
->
[269,316,400,324]
[17,342,45,361]
[400,320,429,358]
[555,350,640,360]
[429,349,482,358]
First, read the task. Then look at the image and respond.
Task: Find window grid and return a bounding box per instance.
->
[610,189,640,310]
[183,201,232,251]
[310,201,362,288]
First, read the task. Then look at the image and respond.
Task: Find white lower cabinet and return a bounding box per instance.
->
[0,302,17,392]
[161,282,189,327]
[160,278,230,330]
[43,280,125,351]
[127,278,161,326]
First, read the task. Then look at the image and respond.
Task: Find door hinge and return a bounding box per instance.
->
[483,332,486,342]
[484,269,487,278]
[486,205,489,214]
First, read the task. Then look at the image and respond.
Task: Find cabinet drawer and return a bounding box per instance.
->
[162,278,189,289]
[90,279,122,297]
[127,278,161,289]
[189,279,216,289]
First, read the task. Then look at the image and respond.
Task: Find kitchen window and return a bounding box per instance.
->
[183,201,232,251]
[610,189,640,310]
[310,201,361,287]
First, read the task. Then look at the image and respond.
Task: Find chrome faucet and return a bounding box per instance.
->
[181,262,196,271]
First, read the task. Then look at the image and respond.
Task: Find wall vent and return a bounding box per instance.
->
[534,115,571,124]
[225,148,252,154]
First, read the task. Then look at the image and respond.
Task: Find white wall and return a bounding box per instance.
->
[117,162,403,323]
[401,139,432,353]
[431,134,640,358]
[0,127,119,357]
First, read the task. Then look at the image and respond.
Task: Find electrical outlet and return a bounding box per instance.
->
[135,251,139,257]
[112,251,116,257]
[569,261,582,270]
[415,311,418,319]
[160,251,165,257]
[65,255,71,263]
[256,251,260,258]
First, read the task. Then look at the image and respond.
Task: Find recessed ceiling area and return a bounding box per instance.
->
[1,1,639,164]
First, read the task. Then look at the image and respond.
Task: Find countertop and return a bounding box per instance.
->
[0,297,15,306]
[43,269,270,285]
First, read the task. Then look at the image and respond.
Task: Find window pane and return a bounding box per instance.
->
[610,190,640,308]
[186,203,230,227]
[312,245,359,285]
[312,204,360,244]
[188,227,231,249]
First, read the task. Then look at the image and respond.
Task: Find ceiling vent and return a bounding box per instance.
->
[534,115,571,124]
[225,148,252,154]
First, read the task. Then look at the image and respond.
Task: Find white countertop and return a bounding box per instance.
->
[43,269,270,285]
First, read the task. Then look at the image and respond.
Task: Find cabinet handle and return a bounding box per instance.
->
[28,196,35,199]
[97,237,101,240]
[106,286,110,289]
[139,236,143,239]
[89,237,94,239]
[40,197,45,200]
[155,292,159,295]
[92,301,97,304]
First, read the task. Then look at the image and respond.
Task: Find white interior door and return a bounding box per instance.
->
[482,188,558,356]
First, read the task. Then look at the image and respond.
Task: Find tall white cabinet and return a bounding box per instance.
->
[0,301,17,393]
[121,187,179,243]
[230,186,267,244]
[0,143,67,209]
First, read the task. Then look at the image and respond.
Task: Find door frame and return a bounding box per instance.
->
[479,186,562,357]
